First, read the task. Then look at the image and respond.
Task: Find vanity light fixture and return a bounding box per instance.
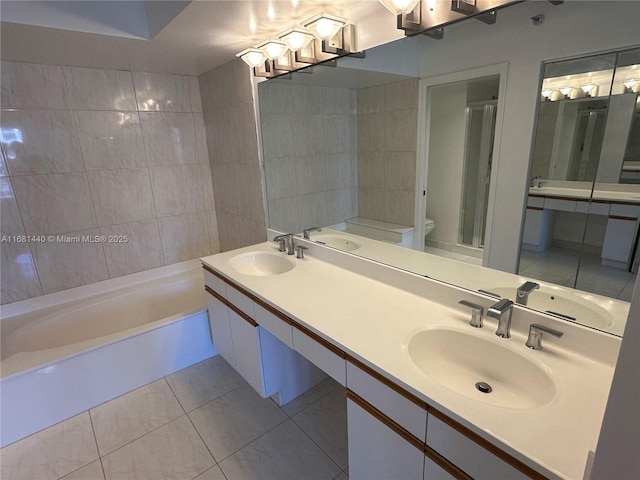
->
[279,28,314,52]
[237,48,267,68]
[379,0,421,15]
[580,83,597,97]
[623,79,639,93]
[559,86,573,99]
[258,39,288,60]
[541,89,553,101]
[304,13,346,40]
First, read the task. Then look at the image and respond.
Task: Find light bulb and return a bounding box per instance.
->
[236,49,266,68]
[580,84,596,96]
[304,13,346,40]
[379,0,421,15]
[559,87,572,97]
[541,89,553,100]
[623,79,639,92]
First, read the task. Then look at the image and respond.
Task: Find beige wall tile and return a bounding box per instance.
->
[88,168,156,226]
[0,149,7,176]
[193,113,209,164]
[1,109,84,175]
[1,241,42,304]
[133,72,192,112]
[74,110,147,170]
[1,61,68,109]
[12,173,97,235]
[206,210,221,255]
[140,112,197,166]
[63,66,136,111]
[100,220,164,277]
[188,76,203,113]
[30,228,109,293]
[200,164,216,211]
[159,212,210,264]
[150,165,204,217]
[1,177,25,235]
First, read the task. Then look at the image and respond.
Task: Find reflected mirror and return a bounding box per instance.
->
[258,34,637,337]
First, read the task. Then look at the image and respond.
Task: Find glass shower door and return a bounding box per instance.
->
[459,102,497,248]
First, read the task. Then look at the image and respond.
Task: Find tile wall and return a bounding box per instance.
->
[199,60,266,251]
[357,78,418,227]
[0,61,220,304]
[259,82,358,234]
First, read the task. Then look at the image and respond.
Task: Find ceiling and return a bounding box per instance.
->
[0,0,380,76]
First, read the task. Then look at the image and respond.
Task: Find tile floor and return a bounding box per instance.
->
[1,355,349,480]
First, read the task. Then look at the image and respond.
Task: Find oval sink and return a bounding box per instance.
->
[311,234,361,252]
[229,251,295,276]
[408,329,556,409]
[481,286,613,330]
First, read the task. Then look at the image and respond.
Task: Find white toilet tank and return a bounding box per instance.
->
[425,218,435,236]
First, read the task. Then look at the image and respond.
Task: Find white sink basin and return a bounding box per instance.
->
[408,329,556,409]
[481,286,613,331]
[311,234,361,252]
[229,251,295,276]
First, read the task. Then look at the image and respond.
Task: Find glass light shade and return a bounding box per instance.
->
[580,84,596,95]
[279,29,314,52]
[379,0,421,15]
[258,40,288,60]
[623,79,639,91]
[559,87,572,97]
[541,89,553,99]
[237,48,266,68]
[304,13,346,40]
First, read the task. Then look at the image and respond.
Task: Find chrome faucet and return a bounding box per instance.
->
[526,324,563,350]
[303,226,321,239]
[458,300,484,328]
[487,298,514,338]
[273,234,295,255]
[516,281,539,306]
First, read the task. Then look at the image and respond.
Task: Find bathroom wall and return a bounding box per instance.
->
[357,78,418,227]
[199,59,266,250]
[259,82,358,234]
[0,61,219,304]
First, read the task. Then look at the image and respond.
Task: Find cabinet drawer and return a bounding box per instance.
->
[293,326,346,386]
[203,268,227,298]
[254,302,293,348]
[544,198,577,212]
[228,309,265,397]
[347,359,427,441]
[527,196,544,208]
[227,284,255,318]
[610,203,640,218]
[426,413,536,480]
[424,454,459,480]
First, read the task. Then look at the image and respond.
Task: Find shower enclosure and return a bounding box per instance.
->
[459,101,497,248]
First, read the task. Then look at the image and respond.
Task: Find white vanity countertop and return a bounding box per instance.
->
[201,242,620,480]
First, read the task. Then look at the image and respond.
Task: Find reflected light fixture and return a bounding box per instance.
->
[541,89,553,101]
[623,79,639,93]
[236,48,266,67]
[580,83,596,97]
[379,0,421,15]
[304,13,346,40]
[258,39,288,60]
[279,28,314,52]
[559,87,572,98]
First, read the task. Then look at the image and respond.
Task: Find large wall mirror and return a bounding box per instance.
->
[257,13,638,338]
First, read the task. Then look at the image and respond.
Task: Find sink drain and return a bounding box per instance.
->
[475,382,492,393]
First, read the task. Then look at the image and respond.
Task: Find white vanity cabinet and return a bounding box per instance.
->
[204,265,326,404]
[292,324,347,386]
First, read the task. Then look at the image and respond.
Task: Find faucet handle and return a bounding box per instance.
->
[458,300,484,328]
[303,227,321,239]
[296,245,308,259]
[526,324,563,350]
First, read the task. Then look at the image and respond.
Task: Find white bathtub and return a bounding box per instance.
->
[0,260,216,447]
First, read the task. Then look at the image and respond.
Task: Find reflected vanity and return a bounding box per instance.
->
[257,36,638,338]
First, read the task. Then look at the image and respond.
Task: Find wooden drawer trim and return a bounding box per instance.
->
[526,206,544,211]
[429,408,548,480]
[347,390,425,453]
[425,446,473,480]
[254,297,294,325]
[205,286,258,327]
[347,356,428,410]
[293,321,347,359]
[593,199,640,206]
[609,215,638,221]
[203,264,255,300]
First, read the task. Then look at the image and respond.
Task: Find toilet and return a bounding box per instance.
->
[424,218,435,237]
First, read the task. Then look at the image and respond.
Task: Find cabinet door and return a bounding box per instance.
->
[347,397,424,480]
[424,455,458,480]
[206,291,235,368]
[228,309,265,397]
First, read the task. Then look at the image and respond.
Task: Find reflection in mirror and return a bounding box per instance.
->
[520,47,639,305]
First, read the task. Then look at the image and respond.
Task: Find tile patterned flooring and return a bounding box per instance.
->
[1,356,349,480]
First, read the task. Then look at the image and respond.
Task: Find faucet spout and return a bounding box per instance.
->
[303,227,322,239]
[487,298,514,338]
[273,234,295,255]
[517,281,539,305]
